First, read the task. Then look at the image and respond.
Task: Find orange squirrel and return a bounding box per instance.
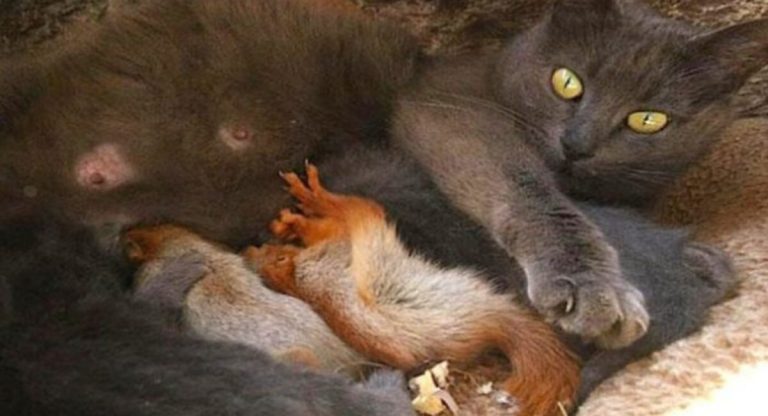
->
[242,164,581,416]
[122,224,367,376]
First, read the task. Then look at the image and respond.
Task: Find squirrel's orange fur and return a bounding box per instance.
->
[243,164,581,416]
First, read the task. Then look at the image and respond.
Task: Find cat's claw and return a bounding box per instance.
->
[528,270,650,349]
[564,296,575,315]
[592,281,649,349]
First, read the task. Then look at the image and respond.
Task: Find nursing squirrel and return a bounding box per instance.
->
[243,164,580,416]
[123,224,367,376]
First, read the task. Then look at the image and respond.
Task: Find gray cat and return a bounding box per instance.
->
[393,0,767,348]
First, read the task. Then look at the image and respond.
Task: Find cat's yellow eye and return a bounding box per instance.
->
[627,111,669,134]
[551,68,584,100]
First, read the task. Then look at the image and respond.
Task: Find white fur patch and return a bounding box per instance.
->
[218,125,253,151]
[74,143,136,191]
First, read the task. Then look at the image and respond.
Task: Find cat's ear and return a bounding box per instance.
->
[549,0,618,30]
[685,19,768,96]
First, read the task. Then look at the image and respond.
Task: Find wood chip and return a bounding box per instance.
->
[409,361,460,415]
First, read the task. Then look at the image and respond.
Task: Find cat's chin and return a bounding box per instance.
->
[536,144,568,174]
[557,166,657,207]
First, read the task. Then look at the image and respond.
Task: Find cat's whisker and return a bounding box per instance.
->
[402,93,550,139]
[610,166,675,187]
[440,92,553,133]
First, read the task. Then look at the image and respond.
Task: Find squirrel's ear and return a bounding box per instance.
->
[123,236,147,263]
[122,227,163,264]
[683,18,768,97]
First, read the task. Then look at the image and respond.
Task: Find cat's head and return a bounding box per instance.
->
[495,0,768,205]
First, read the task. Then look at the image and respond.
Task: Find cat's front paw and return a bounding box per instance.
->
[528,266,649,349]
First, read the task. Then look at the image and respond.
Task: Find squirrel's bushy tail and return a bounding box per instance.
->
[495,312,580,416]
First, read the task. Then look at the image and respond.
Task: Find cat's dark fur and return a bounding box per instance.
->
[0,0,417,246]
[393,0,768,347]
[0,194,414,416]
[0,4,420,413]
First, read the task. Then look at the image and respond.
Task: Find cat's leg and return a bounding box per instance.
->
[393,97,649,348]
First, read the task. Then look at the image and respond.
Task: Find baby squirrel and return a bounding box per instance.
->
[242,164,581,416]
[122,224,367,376]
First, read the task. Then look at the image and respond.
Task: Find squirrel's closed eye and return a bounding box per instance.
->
[551,68,584,100]
[627,111,669,134]
[124,239,145,263]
